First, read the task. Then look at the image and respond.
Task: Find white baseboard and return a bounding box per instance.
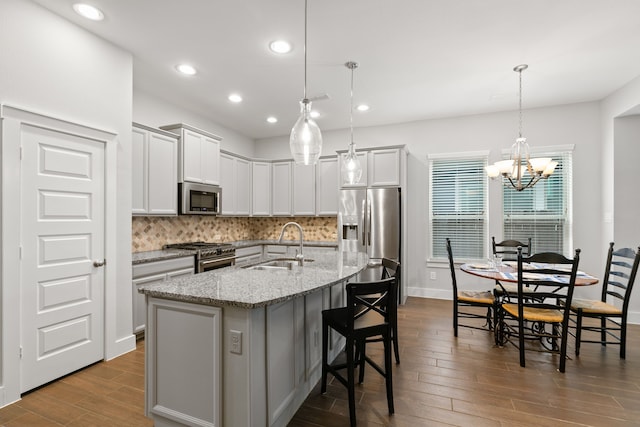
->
[106,334,137,361]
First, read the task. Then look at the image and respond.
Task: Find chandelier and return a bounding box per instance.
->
[289,0,322,165]
[341,61,363,185]
[486,64,557,191]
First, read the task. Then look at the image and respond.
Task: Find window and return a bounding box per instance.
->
[429,153,488,261]
[502,149,573,256]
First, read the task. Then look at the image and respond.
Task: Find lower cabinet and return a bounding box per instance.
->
[234,245,263,266]
[132,256,195,335]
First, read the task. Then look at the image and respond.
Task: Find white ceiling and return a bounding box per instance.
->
[31,0,640,140]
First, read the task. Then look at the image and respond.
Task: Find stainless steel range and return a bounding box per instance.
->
[164,242,236,273]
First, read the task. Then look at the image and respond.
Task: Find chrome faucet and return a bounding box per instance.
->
[278,221,305,266]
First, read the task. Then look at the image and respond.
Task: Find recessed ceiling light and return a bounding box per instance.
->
[310,110,320,119]
[356,104,370,112]
[72,3,104,21]
[176,64,197,75]
[266,116,278,124]
[228,94,243,103]
[269,40,292,54]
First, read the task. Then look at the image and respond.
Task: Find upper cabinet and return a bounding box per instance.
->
[368,148,402,187]
[252,161,271,216]
[293,163,316,216]
[338,146,405,188]
[272,161,292,216]
[315,157,338,215]
[132,123,178,216]
[160,123,221,185]
[220,152,251,216]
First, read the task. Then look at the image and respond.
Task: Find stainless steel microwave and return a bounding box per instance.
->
[178,182,221,215]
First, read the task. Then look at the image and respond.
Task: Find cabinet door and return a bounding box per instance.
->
[148,132,178,215]
[368,148,401,186]
[202,136,220,185]
[219,153,235,214]
[182,129,203,183]
[305,291,323,379]
[235,157,251,215]
[131,127,148,214]
[132,273,166,334]
[272,161,292,216]
[166,267,195,279]
[252,162,271,215]
[293,163,315,215]
[339,151,368,188]
[316,156,338,215]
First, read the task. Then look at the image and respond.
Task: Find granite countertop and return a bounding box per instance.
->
[230,239,338,248]
[132,249,196,265]
[132,240,338,265]
[137,250,367,309]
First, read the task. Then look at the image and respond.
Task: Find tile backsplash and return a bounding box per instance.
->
[132,216,338,252]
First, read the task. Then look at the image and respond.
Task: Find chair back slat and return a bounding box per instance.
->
[492,237,532,260]
[600,243,640,311]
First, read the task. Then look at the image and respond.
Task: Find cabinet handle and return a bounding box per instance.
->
[93,259,106,267]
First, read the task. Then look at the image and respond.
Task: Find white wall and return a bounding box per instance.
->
[600,75,640,323]
[0,0,135,404]
[256,102,604,300]
[133,89,256,157]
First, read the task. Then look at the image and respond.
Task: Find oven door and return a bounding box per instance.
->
[198,256,235,273]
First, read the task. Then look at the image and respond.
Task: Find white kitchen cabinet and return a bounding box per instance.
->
[272,161,292,216]
[338,151,368,188]
[305,291,323,379]
[293,163,316,215]
[160,123,221,185]
[368,148,401,186]
[219,152,234,215]
[316,156,338,215]
[252,161,271,215]
[235,157,251,215]
[234,245,263,266]
[132,255,195,335]
[220,152,252,216]
[131,123,178,216]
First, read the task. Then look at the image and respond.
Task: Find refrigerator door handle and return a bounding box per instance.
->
[367,199,372,247]
[361,198,367,246]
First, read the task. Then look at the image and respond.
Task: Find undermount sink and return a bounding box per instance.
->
[244,258,314,271]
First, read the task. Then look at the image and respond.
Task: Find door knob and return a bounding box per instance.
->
[93,260,106,267]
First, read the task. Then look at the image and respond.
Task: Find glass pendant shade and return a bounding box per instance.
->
[341,143,362,185]
[290,100,322,165]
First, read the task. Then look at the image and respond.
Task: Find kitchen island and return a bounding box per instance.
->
[138,249,368,427]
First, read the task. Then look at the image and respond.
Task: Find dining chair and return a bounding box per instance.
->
[321,276,396,426]
[497,247,581,373]
[446,238,496,337]
[569,243,640,359]
[356,258,401,367]
[492,237,534,297]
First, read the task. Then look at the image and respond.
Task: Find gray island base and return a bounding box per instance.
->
[138,250,368,427]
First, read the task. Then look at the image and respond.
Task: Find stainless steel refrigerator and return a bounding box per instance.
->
[338,187,401,282]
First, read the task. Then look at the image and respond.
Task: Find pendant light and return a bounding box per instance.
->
[486,64,557,191]
[341,61,363,185]
[290,0,322,165]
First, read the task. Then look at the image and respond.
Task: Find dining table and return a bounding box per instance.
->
[460,260,599,286]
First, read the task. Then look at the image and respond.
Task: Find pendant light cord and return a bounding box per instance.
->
[350,64,354,145]
[518,67,523,139]
[303,0,308,101]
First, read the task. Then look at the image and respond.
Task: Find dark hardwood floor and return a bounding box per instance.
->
[1,297,639,426]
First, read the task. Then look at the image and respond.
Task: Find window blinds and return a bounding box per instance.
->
[502,151,573,256]
[430,155,487,260]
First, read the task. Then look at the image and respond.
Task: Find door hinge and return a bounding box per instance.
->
[19,146,23,160]
[19,347,22,359]
[19,246,22,260]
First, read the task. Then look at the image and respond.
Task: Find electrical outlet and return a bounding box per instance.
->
[430,271,437,280]
[230,330,242,354]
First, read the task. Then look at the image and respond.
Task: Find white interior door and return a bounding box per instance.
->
[20,124,105,393]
